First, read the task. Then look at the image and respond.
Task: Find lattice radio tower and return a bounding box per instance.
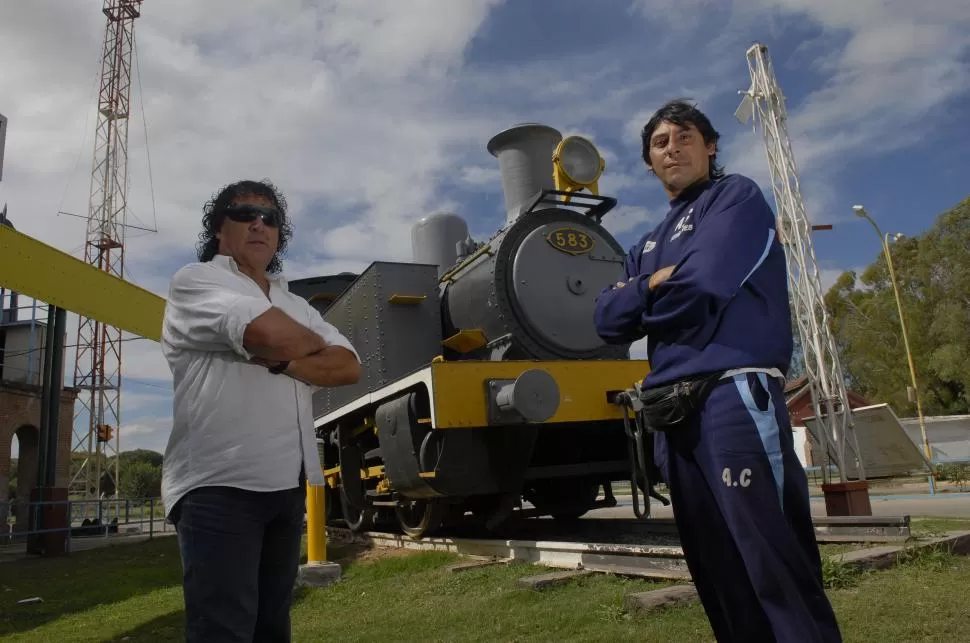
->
[735,42,864,485]
[70,0,143,502]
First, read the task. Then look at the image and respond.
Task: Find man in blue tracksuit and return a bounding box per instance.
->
[594,100,842,643]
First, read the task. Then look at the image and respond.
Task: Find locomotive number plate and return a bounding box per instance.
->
[546,227,595,255]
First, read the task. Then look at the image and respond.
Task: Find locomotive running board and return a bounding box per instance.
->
[314,359,650,430]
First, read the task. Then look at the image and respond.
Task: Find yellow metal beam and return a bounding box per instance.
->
[0,224,165,340]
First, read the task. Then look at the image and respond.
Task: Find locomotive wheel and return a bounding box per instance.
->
[340,488,376,532]
[395,498,445,540]
[325,485,336,523]
[526,479,600,521]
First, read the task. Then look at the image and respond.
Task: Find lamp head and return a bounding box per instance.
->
[552,135,605,203]
[852,204,867,218]
[553,136,605,188]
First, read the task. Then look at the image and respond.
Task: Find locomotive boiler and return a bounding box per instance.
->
[295,123,651,539]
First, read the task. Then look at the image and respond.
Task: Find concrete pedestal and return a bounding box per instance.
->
[296,561,342,588]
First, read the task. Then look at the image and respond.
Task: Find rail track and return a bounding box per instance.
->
[326,514,914,581]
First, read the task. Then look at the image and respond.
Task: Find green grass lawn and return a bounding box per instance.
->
[2,518,969,642]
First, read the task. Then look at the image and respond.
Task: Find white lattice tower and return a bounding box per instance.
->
[70,0,143,505]
[735,42,864,484]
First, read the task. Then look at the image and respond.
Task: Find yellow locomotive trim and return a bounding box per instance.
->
[388,293,427,305]
[442,328,488,353]
[313,358,650,431]
[322,464,386,489]
[430,359,648,428]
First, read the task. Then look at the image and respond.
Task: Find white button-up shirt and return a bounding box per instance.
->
[159,254,359,517]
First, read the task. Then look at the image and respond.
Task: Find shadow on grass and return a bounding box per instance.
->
[100,582,316,642]
[0,537,183,638]
[105,610,185,642]
[1,533,380,639]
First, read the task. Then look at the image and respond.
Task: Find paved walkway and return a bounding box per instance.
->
[590,492,970,520]
[0,523,177,564]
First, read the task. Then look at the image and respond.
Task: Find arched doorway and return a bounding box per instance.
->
[2,425,39,539]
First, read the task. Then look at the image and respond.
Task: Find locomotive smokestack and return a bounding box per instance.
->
[487,123,562,225]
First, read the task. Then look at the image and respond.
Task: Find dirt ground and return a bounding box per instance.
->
[326,540,425,565]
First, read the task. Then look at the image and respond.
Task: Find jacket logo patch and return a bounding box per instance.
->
[670,215,694,241]
[642,240,657,254]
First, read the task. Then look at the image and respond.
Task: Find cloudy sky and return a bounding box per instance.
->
[2,0,969,457]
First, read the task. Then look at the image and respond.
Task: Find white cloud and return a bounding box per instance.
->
[601,204,657,238]
[459,166,502,188]
[117,417,174,456]
[628,0,726,34]
[817,264,868,295]
[818,268,846,295]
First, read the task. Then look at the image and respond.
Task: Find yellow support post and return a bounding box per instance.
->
[297,482,342,588]
[305,482,328,562]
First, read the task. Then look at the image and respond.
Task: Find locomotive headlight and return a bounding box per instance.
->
[552,135,606,203]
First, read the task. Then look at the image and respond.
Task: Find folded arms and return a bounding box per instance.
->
[162,264,361,387]
[593,177,777,344]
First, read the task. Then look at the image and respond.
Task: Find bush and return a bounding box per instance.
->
[935,463,970,490]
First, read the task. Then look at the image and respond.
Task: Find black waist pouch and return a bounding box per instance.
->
[638,371,725,432]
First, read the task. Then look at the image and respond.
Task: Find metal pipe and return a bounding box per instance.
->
[853,205,935,495]
[46,306,67,488]
[36,305,56,491]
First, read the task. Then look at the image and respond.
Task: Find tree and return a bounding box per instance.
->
[118,449,163,469]
[119,460,162,499]
[824,196,970,415]
[104,449,164,499]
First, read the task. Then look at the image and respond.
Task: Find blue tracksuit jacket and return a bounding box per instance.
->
[593,173,793,388]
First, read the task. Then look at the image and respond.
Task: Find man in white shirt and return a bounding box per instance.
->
[160,179,361,643]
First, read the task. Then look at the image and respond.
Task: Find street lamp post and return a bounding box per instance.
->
[852,205,936,495]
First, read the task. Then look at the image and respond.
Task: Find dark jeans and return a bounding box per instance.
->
[171,483,307,643]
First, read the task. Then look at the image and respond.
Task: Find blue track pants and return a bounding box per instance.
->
[654,371,843,643]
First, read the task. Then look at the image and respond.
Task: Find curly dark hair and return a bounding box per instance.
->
[196,179,293,274]
[640,98,724,180]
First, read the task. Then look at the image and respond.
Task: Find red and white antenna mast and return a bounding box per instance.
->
[70,0,143,502]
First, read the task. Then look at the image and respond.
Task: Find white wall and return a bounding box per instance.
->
[1,323,47,386]
[899,416,970,463]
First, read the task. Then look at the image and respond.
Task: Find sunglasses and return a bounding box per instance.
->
[225,204,281,228]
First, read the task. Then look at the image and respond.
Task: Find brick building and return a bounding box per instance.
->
[0,377,77,533]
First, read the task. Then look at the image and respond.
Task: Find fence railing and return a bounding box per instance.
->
[0,496,170,560]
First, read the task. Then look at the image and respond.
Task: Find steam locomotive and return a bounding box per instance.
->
[290,123,652,539]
